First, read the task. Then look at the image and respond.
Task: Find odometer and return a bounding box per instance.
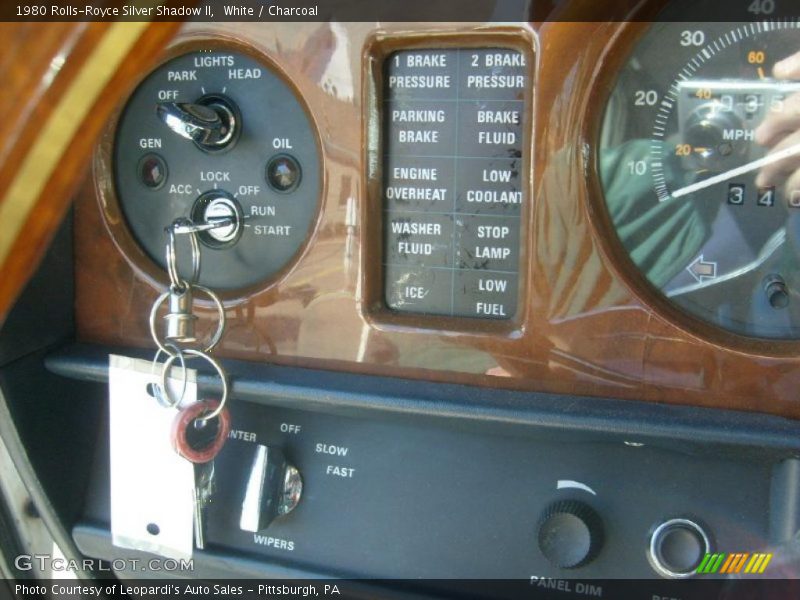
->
[600,6,800,339]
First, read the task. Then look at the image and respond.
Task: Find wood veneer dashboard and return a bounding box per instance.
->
[74,17,800,421]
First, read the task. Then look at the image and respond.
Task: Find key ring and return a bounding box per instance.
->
[150,343,187,408]
[166,222,200,291]
[160,348,229,422]
[171,399,231,463]
[149,285,226,357]
[166,216,233,288]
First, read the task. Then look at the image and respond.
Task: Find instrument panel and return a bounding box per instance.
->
[80,8,800,421]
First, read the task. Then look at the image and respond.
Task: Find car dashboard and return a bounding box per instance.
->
[1,0,800,597]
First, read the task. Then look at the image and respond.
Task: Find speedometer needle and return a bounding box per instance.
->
[670,141,800,199]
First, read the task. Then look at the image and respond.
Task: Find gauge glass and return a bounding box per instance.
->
[600,10,800,339]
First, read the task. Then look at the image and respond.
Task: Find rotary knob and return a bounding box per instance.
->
[240,444,302,533]
[156,95,239,150]
[537,500,604,569]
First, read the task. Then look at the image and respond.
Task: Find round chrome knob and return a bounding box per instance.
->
[649,518,711,579]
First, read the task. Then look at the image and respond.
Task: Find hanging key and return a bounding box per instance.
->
[171,399,231,550]
[147,218,234,552]
[192,461,215,550]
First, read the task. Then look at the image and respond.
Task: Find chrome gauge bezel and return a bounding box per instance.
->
[587,18,800,354]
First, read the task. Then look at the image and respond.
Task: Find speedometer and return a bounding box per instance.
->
[600,5,800,339]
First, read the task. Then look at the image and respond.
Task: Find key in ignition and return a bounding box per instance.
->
[190,191,244,249]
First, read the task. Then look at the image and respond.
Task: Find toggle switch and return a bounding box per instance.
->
[240,445,302,532]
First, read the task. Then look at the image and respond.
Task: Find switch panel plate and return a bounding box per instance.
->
[79,397,775,580]
[112,45,321,291]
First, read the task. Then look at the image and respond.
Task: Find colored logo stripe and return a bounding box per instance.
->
[720,553,749,574]
[697,553,773,575]
[719,553,737,573]
[697,553,726,574]
[744,553,773,574]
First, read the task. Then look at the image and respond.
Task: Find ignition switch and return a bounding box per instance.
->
[190,191,244,249]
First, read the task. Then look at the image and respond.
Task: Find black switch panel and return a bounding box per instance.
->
[382,48,529,320]
[77,396,777,580]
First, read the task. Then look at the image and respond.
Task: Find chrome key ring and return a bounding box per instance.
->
[160,349,229,423]
[149,284,226,357]
[166,223,200,291]
[150,343,187,408]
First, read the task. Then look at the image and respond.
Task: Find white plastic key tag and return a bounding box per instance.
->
[109,354,196,561]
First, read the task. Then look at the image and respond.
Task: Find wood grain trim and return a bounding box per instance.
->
[0,23,147,266]
[0,22,181,325]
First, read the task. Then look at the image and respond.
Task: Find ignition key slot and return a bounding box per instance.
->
[191,191,244,249]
